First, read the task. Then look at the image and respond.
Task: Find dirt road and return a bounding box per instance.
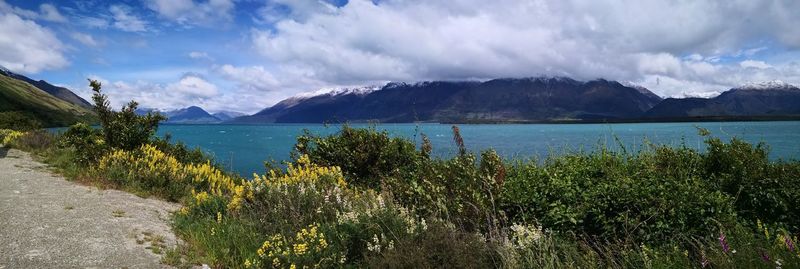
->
[0,147,179,268]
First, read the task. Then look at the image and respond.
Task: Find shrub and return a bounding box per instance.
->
[293,125,422,189]
[0,129,24,145]
[88,79,165,151]
[501,144,738,244]
[59,122,107,165]
[7,129,55,151]
[702,136,800,231]
[96,144,240,201]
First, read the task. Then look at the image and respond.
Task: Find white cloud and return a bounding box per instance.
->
[249,0,800,98]
[0,12,68,73]
[38,4,66,23]
[217,64,280,91]
[739,60,772,69]
[70,32,99,47]
[166,75,219,98]
[85,75,269,113]
[188,51,213,61]
[145,0,234,26]
[109,5,148,32]
[0,1,67,23]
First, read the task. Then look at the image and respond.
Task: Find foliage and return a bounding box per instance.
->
[96,144,240,201]
[703,136,800,231]
[59,122,107,164]
[293,125,422,189]
[89,79,166,151]
[9,118,800,268]
[0,129,24,145]
[0,111,41,130]
[501,144,737,243]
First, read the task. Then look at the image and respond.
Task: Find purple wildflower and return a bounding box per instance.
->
[719,232,730,253]
[760,251,770,262]
[786,237,795,252]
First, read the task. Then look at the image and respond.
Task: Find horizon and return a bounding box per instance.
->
[2,0,800,114]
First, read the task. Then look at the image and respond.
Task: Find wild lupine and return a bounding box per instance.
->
[786,236,795,253]
[719,232,730,253]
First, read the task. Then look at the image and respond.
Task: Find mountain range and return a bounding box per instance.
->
[233,78,667,123]
[229,77,800,123]
[2,67,799,127]
[136,106,245,124]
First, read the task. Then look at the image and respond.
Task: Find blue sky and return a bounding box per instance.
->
[1,0,800,113]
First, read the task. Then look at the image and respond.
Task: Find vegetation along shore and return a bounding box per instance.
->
[2,80,799,268]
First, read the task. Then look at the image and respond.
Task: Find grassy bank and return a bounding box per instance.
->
[2,81,799,268]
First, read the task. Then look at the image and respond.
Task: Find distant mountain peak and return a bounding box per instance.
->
[294,84,383,99]
[735,80,798,91]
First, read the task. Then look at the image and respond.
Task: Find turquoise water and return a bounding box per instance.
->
[156,121,800,177]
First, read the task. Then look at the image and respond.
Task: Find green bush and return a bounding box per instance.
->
[703,136,800,231]
[501,145,737,243]
[88,79,165,151]
[293,125,422,189]
[59,122,107,165]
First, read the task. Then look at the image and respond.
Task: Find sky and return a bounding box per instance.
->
[1,0,800,114]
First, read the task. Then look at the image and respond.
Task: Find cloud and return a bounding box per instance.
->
[250,0,800,98]
[109,5,148,32]
[0,12,68,73]
[0,1,67,23]
[217,64,280,91]
[739,60,772,69]
[85,75,269,113]
[38,3,66,23]
[166,75,219,98]
[145,0,234,26]
[188,51,213,61]
[70,32,99,47]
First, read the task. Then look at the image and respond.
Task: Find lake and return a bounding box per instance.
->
[155,121,800,177]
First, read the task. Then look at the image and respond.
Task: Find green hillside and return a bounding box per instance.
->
[0,75,95,129]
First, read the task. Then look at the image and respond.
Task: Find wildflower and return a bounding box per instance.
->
[293,243,308,255]
[244,259,252,268]
[761,251,770,262]
[786,236,795,252]
[216,211,222,223]
[290,264,296,269]
[719,232,730,253]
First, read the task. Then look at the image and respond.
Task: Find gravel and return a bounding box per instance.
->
[0,147,179,268]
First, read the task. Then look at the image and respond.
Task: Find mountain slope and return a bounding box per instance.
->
[164,106,221,124]
[0,75,95,127]
[233,77,663,123]
[0,67,92,109]
[645,81,800,118]
[212,111,246,121]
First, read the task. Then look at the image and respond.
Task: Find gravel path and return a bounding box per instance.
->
[0,147,179,268]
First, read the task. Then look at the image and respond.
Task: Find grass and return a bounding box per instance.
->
[0,75,95,128]
[112,210,126,218]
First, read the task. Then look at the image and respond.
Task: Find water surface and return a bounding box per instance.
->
[155,121,800,177]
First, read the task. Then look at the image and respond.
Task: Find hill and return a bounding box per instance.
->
[0,67,92,109]
[0,74,95,128]
[645,81,800,119]
[233,77,664,123]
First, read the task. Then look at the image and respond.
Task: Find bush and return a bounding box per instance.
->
[7,129,55,151]
[95,144,240,201]
[702,136,800,231]
[59,123,107,165]
[293,125,422,189]
[88,79,165,151]
[501,144,737,244]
